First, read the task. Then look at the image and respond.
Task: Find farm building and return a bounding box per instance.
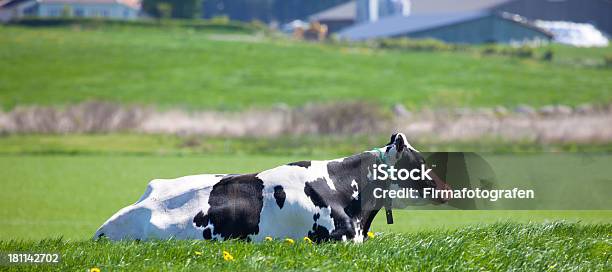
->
[310,0,511,34]
[355,0,411,23]
[338,10,553,44]
[0,0,37,22]
[312,0,607,44]
[0,0,141,22]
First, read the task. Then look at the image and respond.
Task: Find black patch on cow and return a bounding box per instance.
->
[386,133,398,152]
[304,178,333,208]
[201,173,264,241]
[308,223,330,243]
[273,185,286,209]
[344,198,361,218]
[387,133,398,145]
[303,177,357,241]
[362,208,380,239]
[308,212,330,243]
[203,228,212,240]
[193,211,209,228]
[287,161,311,168]
[326,153,377,217]
[394,134,406,152]
[302,153,380,241]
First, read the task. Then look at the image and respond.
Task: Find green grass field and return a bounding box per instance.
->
[0,153,610,270]
[1,223,610,271]
[1,153,611,240]
[1,25,611,110]
[1,22,611,271]
[2,134,612,158]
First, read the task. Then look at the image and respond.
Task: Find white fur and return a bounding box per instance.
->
[95,161,343,242]
[94,174,222,240]
[254,164,336,241]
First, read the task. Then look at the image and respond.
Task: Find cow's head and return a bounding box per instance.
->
[382,133,451,204]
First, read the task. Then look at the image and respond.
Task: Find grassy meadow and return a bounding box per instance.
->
[1,25,611,110]
[1,153,611,240]
[0,152,609,270]
[0,151,610,270]
[0,22,611,271]
[1,223,610,271]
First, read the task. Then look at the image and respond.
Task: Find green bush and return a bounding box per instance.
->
[481,45,499,55]
[209,15,230,24]
[512,46,534,58]
[376,38,456,52]
[480,44,535,59]
[541,49,554,61]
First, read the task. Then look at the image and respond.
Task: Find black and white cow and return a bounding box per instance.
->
[94,133,449,242]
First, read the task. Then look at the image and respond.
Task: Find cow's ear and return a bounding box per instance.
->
[385,133,398,152]
[394,133,406,152]
[387,133,398,146]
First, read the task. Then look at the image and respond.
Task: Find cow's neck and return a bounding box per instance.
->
[330,148,389,235]
[364,148,392,234]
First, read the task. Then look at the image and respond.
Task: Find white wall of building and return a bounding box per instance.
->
[357,0,411,22]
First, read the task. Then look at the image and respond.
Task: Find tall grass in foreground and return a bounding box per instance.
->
[1,223,610,271]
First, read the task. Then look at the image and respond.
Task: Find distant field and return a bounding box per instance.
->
[1,26,611,110]
[2,134,611,157]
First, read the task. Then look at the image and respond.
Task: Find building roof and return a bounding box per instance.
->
[338,10,552,40]
[339,10,489,40]
[0,0,33,9]
[308,0,515,22]
[38,0,141,9]
[309,1,356,22]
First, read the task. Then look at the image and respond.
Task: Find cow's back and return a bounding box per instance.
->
[94,174,224,241]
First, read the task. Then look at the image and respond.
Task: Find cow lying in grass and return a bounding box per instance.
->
[94,133,449,242]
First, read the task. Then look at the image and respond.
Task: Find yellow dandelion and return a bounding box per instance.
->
[222,250,234,261]
[303,237,313,244]
[367,231,375,239]
[284,238,295,244]
[90,268,101,272]
[194,251,202,256]
[264,236,273,241]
